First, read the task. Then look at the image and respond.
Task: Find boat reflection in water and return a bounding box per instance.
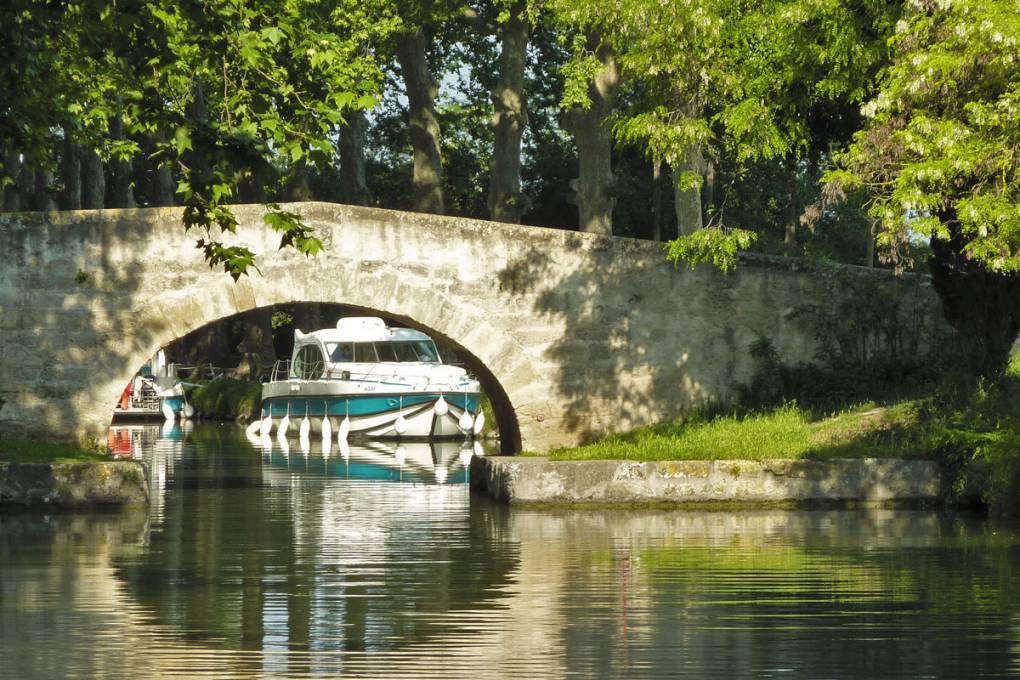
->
[108,422,483,490]
[250,430,482,485]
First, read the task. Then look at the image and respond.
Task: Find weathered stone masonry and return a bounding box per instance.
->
[0,202,940,452]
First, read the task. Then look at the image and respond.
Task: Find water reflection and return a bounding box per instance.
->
[2,424,1020,678]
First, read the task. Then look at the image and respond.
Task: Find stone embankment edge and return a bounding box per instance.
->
[470,456,941,506]
[0,461,149,508]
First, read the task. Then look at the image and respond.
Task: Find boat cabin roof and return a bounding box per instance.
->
[294,317,433,346]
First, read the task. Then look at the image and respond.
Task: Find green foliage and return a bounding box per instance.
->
[666,226,756,273]
[189,379,262,422]
[832,0,1020,273]
[0,438,111,463]
[3,0,398,276]
[271,311,295,329]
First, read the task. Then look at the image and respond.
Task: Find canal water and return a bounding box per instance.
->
[3,423,1020,679]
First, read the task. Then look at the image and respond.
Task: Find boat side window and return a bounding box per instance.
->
[293,345,325,380]
[353,342,378,362]
[327,342,354,363]
[412,340,440,363]
[374,342,399,362]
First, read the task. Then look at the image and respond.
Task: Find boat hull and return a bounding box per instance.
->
[259,391,482,439]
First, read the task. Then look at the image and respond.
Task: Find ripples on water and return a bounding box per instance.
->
[2,423,1020,679]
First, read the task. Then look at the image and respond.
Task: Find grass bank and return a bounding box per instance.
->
[0,439,111,464]
[532,356,1020,513]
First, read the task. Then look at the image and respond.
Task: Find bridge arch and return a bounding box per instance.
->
[110,275,529,454]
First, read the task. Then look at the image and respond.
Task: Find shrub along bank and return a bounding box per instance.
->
[188,379,262,422]
[534,355,1020,515]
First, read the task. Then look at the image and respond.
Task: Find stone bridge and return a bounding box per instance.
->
[0,203,938,453]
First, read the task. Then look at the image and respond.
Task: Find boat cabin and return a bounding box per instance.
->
[290,317,442,380]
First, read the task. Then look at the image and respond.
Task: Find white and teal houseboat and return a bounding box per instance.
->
[251,317,484,440]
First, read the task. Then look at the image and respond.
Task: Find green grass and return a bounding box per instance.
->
[0,438,112,464]
[531,354,1020,513]
[535,401,928,462]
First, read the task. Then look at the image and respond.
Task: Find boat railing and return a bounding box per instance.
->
[271,359,292,382]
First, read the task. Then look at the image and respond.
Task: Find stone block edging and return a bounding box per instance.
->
[0,461,149,507]
[470,456,941,505]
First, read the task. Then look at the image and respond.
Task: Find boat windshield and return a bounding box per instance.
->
[326,341,440,363]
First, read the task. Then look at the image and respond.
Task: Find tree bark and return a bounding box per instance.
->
[3,152,23,211]
[139,130,175,207]
[339,109,371,205]
[109,113,136,208]
[235,308,277,379]
[80,148,106,209]
[784,157,798,256]
[865,220,876,268]
[702,158,715,225]
[60,130,82,210]
[487,0,530,223]
[652,160,662,242]
[562,38,619,236]
[287,162,313,201]
[33,168,56,211]
[672,143,704,236]
[395,28,444,214]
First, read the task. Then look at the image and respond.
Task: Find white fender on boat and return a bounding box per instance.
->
[433,396,449,416]
[393,412,408,435]
[259,414,272,437]
[161,401,176,422]
[339,439,350,460]
[322,433,332,458]
[278,414,290,438]
[183,403,195,419]
[473,411,485,436]
[246,430,262,447]
[321,417,333,443]
[245,419,261,437]
[259,434,272,454]
[299,416,311,440]
[338,415,350,442]
[299,433,310,456]
[458,409,473,433]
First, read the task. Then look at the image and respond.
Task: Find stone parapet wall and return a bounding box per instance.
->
[0,461,149,507]
[0,203,942,452]
[470,456,942,505]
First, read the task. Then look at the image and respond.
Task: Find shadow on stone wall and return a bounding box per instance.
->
[0,210,153,443]
[497,238,718,445]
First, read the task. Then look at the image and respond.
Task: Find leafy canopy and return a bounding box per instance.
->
[829,0,1020,273]
[2,0,399,278]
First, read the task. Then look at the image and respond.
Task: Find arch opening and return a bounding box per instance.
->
[109,301,522,456]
